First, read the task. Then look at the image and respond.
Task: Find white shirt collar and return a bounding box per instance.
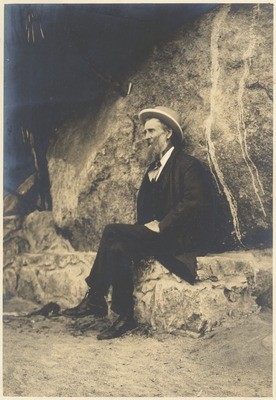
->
[159,146,174,166]
[148,146,174,182]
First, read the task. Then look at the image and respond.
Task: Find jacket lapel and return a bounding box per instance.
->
[156,147,179,184]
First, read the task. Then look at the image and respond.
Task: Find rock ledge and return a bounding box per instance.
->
[4,249,271,335]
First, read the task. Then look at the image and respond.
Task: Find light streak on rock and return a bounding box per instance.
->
[21,127,26,143]
[32,23,35,43]
[39,21,45,39]
[28,131,39,173]
[236,5,266,217]
[27,25,30,43]
[204,6,243,245]
[205,116,222,195]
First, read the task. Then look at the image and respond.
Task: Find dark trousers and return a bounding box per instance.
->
[85,223,195,317]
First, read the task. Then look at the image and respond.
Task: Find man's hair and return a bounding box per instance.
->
[158,120,182,147]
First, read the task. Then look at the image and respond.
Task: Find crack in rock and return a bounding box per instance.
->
[246,82,273,101]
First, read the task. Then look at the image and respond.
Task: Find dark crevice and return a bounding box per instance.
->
[246,82,273,101]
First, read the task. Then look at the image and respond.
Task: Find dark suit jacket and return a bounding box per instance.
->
[137,147,214,279]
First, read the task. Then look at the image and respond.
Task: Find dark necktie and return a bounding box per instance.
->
[148,159,161,172]
[148,159,161,182]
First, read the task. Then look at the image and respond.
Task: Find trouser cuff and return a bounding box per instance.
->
[110,303,134,318]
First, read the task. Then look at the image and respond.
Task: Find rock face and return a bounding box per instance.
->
[4,174,37,216]
[3,211,74,269]
[47,4,273,251]
[134,250,271,333]
[21,211,74,253]
[3,252,95,308]
[3,249,272,334]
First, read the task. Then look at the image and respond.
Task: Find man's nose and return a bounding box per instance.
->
[145,131,155,141]
[145,132,151,140]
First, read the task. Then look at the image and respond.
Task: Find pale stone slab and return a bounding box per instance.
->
[4,253,96,308]
[3,250,272,334]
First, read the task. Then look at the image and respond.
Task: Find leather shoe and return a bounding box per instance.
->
[97,315,137,340]
[62,290,108,318]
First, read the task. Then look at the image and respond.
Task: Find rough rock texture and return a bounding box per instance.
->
[4,250,272,334]
[3,173,43,243]
[47,4,273,251]
[3,253,95,308]
[134,250,271,333]
[4,236,30,268]
[3,174,38,251]
[3,215,22,238]
[21,211,74,253]
[3,211,74,268]
[4,174,37,216]
[196,249,273,308]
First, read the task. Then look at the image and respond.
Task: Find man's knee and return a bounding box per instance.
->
[101,224,132,255]
[101,223,129,248]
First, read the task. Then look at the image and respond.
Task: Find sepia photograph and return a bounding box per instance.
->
[2,2,273,397]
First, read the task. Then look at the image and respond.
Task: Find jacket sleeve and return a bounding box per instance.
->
[158,158,208,234]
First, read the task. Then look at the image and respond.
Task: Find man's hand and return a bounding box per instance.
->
[144,220,160,233]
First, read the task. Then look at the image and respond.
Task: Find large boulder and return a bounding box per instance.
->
[47,4,272,251]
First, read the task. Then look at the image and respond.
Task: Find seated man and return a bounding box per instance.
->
[63,106,214,340]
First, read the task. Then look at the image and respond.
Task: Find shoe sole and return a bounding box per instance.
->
[97,323,138,340]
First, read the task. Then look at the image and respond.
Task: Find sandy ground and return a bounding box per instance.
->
[3,297,272,397]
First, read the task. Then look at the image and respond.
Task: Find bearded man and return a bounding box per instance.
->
[63,106,213,340]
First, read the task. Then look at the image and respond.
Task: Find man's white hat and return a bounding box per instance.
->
[139,106,184,142]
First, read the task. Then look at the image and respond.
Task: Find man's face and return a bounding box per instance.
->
[143,118,172,161]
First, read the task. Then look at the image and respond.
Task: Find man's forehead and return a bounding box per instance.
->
[144,118,162,128]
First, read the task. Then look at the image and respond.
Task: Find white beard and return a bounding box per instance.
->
[146,143,160,164]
